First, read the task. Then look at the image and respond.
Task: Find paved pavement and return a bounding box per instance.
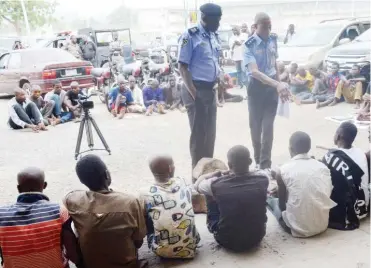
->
[0,91,369,268]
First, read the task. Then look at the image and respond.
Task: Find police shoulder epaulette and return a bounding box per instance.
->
[245,36,256,47]
[188,27,199,35]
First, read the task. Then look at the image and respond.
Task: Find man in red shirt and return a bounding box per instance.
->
[0,167,81,268]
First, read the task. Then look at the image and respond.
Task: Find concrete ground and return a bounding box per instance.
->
[0,90,369,268]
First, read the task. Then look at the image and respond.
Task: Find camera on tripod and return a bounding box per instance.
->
[77,94,94,110]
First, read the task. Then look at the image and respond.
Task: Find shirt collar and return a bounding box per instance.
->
[292,153,311,161]
[17,192,49,203]
[253,33,271,45]
[198,23,210,38]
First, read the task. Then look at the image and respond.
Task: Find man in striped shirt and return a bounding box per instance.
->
[0,167,81,268]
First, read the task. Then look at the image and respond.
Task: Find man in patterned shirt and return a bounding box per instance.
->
[0,167,81,268]
[141,155,200,259]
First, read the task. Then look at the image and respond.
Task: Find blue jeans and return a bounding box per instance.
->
[50,94,72,123]
[235,61,245,86]
[266,196,291,234]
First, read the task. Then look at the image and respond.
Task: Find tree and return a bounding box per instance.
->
[0,0,56,35]
[107,5,137,29]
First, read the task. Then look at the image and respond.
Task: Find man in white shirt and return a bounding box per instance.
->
[267,131,336,237]
[8,88,46,132]
[44,81,72,124]
[127,76,146,113]
[229,26,248,88]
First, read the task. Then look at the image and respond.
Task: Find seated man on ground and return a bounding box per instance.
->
[290,67,314,98]
[194,145,269,252]
[143,79,166,116]
[141,155,200,259]
[63,154,146,268]
[128,75,146,113]
[217,71,243,105]
[109,76,135,119]
[316,62,344,109]
[267,131,335,237]
[329,64,365,108]
[65,81,83,122]
[278,61,289,83]
[295,69,330,105]
[8,88,47,132]
[164,75,186,112]
[29,85,55,126]
[357,84,370,121]
[0,167,81,268]
[288,62,298,85]
[322,122,369,230]
[44,80,72,125]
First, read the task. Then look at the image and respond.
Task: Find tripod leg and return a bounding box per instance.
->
[89,116,111,154]
[85,117,94,148]
[75,117,86,160]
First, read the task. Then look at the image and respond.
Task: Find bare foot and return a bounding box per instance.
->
[316,100,321,109]
[217,102,223,107]
[53,118,61,125]
[355,102,361,109]
[294,98,302,105]
[118,111,125,119]
[111,109,117,117]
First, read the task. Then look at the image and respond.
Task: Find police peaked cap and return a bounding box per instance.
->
[200,3,222,16]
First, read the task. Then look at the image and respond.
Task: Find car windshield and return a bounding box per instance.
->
[355,29,371,42]
[286,25,343,47]
[22,49,78,66]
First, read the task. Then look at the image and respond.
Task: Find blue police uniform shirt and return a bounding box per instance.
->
[178,24,221,83]
[243,33,278,78]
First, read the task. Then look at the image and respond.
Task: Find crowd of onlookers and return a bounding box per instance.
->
[0,120,368,267]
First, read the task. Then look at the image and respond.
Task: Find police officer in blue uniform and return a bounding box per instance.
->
[244,12,290,170]
[178,3,222,169]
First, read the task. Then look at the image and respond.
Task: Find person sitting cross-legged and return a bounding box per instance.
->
[0,167,82,268]
[8,88,47,132]
[127,75,146,113]
[267,131,336,237]
[329,64,365,109]
[140,155,200,259]
[63,155,147,268]
[109,75,135,119]
[143,79,166,116]
[29,85,55,126]
[322,122,369,230]
[164,75,186,112]
[44,80,73,125]
[65,81,84,122]
[290,67,314,100]
[194,145,269,252]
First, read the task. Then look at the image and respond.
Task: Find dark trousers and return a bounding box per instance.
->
[247,78,278,169]
[8,102,42,129]
[181,81,217,169]
[235,60,244,86]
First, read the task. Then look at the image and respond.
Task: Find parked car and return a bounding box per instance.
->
[0,48,94,96]
[325,29,370,82]
[278,17,370,68]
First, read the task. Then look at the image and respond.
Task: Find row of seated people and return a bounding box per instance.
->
[8,81,87,132]
[108,75,185,118]
[279,62,370,117]
[0,122,368,267]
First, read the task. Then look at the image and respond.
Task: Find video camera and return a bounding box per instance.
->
[77,93,95,110]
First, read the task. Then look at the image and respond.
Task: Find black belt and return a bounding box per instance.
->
[193,80,216,90]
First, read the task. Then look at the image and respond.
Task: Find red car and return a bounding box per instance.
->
[0,48,94,96]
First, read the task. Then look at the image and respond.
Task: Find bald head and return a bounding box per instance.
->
[17,167,46,193]
[227,145,252,174]
[149,155,175,182]
[151,79,159,89]
[14,88,27,103]
[254,12,271,39]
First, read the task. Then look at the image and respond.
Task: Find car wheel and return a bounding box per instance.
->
[22,82,32,96]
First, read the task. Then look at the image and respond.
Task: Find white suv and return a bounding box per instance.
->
[278,17,370,68]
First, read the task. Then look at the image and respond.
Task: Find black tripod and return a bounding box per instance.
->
[75,107,111,160]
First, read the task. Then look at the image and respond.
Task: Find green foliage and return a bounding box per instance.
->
[0,0,57,33]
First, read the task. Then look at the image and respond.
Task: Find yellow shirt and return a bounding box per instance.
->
[296,71,314,91]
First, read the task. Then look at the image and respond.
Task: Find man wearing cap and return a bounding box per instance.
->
[178,3,222,170]
[244,12,290,170]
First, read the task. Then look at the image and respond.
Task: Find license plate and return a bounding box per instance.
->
[65,69,77,76]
